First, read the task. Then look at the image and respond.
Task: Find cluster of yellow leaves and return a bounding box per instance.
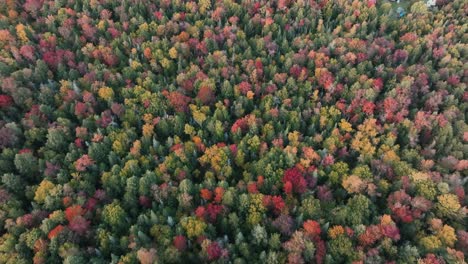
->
[411,171,430,182]
[190,104,209,125]
[110,131,128,155]
[121,160,139,177]
[379,144,400,163]
[380,214,393,226]
[419,235,442,252]
[169,47,178,59]
[436,194,461,218]
[351,118,380,158]
[142,124,154,138]
[328,225,345,239]
[16,24,28,43]
[300,146,320,168]
[198,145,231,178]
[319,106,341,129]
[34,180,55,204]
[130,60,142,70]
[287,131,301,147]
[339,119,353,133]
[198,0,212,14]
[98,86,114,101]
[181,216,206,239]
[160,58,171,69]
[437,225,457,247]
[247,194,265,227]
[143,114,153,124]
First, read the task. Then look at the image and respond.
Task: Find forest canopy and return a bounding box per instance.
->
[0,0,467,263]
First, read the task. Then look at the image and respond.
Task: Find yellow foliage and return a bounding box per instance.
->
[190,104,207,125]
[143,114,153,124]
[381,145,400,163]
[198,145,229,177]
[339,119,353,132]
[436,194,461,218]
[419,235,442,252]
[98,87,114,101]
[169,47,178,59]
[130,60,142,70]
[380,214,393,226]
[184,124,195,136]
[351,118,380,158]
[142,124,154,138]
[198,0,212,14]
[411,171,430,182]
[437,225,457,247]
[16,24,28,43]
[287,131,301,146]
[160,58,171,69]
[247,194,265,226]
[181,217,206,238]
[34,180,55,204]
[328,225,345,239]
[97,20,106,30]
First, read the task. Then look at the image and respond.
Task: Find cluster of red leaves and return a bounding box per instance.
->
[75,154,95,172]
[196,203,224,223]
[163,90,192,113]
[197,86,215,105]
[65,205,89,235]
[0,95,13,108]
[282,167,307,195]
[387,190,432,223]
[263,195,285,215]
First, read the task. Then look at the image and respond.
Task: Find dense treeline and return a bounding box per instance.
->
[0,0,466,263]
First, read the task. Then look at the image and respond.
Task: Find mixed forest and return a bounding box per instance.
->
[0,0,467,263]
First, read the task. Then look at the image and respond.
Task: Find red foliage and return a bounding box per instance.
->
[74,102,88,117]
[317,69,334,90]
[247,182,258,193]
[23,0,44,15]
[97,110,112,128]
[65,205,84,222]
[207,241,222,261]
[282,167,307,195]
[214,187,224,203]
[195,206,206,219]
[75,154,95,172]
[200,188,212,201]
[284,181,293,195]
[197,86,215,105]
[303,220,321,238]
[263,195,285,215]
[42,50,62,69]
[85,198,98,211]
[173,235,187,252]
[20,45,35,61]
[362,101,376,115]
[69,216,90,235]
[380,224,400,241]
[139,196,151,208]
[358,225,382,247]
[163,91,192,113]
[314,237,326,264]
[206,203,223,222]
[48,225,64,240]
[0,95,13,108]
[238,81,251,95]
